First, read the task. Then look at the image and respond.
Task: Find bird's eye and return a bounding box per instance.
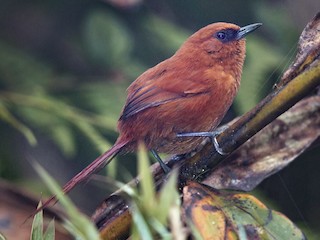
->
[216,31,226,40]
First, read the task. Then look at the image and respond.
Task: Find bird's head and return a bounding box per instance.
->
[176,22,262,81]
[187,22,261,54]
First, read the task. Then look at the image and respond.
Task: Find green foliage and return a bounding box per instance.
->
[30,202,55,240]
[120,145,182,239]
[140,15,190,57]
[0,233,6,240]
[43,221,55,240]
[235,36,283,113]
[0,41,54,92]
[0,91,116,158]
[0,101,37,146]
[256,2,298,49]
[83,9,132,69]
[34,162,101,240]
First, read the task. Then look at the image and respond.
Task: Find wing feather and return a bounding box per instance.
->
[119,64,210,120]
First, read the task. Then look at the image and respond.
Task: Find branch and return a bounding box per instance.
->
[91,12,320,239]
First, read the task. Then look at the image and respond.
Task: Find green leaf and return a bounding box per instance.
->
[0,101,37,146]
[131,203,153,240]
[50,124,75,157]
[137,144,156,209]
[30,202,44,240]
[157,170,179,224]
[129,146,182,239]
[43,220,55,240]
[0,233,6,240]
[149,218,171,240]
[33,162,101,240]
[16,104,63,137]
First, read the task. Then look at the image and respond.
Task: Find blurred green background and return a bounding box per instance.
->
[0,0,319,237]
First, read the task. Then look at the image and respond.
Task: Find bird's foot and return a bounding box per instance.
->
[177,126,229,156]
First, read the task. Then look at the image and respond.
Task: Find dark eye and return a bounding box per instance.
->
[216,31,226,40]
[215,29,238,43]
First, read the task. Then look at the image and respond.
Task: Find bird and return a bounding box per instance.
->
[42,22,262,206]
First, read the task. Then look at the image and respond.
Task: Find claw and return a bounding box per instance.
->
[212,136,228,155]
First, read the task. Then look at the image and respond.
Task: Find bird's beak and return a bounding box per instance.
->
[236,23,262,40]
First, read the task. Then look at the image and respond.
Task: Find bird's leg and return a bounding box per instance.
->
[177,126,229,155]
[151,149,171,173]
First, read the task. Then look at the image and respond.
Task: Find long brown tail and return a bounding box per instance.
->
[38,139,129,212]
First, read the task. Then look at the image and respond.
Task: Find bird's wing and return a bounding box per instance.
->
[119,71,209,120]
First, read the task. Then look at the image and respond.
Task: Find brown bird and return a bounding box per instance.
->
[44,22,261,205]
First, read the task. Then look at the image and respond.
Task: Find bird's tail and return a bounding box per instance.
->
[37,139,129,213]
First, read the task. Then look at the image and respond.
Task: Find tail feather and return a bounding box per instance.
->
[36,140,128,213]
[61,140,127,194]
